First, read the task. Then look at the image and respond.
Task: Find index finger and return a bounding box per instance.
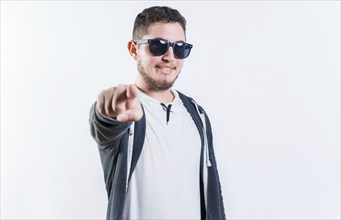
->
[126,84,138,99]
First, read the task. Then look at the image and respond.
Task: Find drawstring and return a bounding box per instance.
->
[191,99,211,219]
[191,100,212,167]
[200,113,212,167]
[126,122,135,192]
[161,103,173,124]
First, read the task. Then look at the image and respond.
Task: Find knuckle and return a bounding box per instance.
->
[113,103,124,114]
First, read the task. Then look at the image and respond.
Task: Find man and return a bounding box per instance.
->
[89,6,226,220]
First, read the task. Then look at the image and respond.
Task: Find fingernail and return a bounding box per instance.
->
[117,114,128,121]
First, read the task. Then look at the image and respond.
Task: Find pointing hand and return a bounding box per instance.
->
[96,84,143,122]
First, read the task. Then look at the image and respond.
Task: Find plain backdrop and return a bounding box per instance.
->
[1,1,340,219]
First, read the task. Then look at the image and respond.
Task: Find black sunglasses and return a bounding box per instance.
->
[134,38,193,59]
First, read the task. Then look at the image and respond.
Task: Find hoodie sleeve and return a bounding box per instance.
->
[89,102,132,150]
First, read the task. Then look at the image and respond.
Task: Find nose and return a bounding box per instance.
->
[161,46,175,62]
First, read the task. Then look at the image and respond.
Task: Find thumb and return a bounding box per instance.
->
[116,113,129,122]
[116,108,142,122]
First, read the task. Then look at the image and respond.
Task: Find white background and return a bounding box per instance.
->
[1,1,340,219]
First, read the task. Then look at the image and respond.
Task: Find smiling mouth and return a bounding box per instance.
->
[155,65,176,74]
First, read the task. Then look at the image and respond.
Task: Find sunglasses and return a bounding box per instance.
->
[134,38,193,59]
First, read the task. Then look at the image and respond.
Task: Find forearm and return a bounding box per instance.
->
[89,102,131,149]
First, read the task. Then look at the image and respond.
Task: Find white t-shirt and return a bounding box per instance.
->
[123,90,201,220]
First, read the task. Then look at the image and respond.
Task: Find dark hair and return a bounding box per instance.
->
[132,6,186,40]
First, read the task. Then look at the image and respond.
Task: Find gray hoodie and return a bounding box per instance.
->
[89,91,226,220]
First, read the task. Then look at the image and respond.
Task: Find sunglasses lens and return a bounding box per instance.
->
[146,39,192,59]
[149,39,169,56]
[174,42,192,59]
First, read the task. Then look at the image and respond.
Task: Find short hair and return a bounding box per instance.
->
[132,6,187,40]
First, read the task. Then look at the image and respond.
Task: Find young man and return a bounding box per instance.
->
[89,6,226,220]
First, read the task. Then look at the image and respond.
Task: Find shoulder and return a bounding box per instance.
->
[176,90,195,106]
[176,90,199,105]
[176,90,206,114]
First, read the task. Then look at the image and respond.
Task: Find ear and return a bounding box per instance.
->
[127,40,138,60]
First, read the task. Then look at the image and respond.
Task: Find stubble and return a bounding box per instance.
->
[137,60,179,91]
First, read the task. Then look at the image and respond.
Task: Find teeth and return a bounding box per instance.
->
[158,67,174,73]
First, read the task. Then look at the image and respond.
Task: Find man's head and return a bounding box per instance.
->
[128,6,191,92]
[132,6,186,41]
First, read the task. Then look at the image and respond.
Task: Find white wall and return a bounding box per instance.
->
[1,1,340,219]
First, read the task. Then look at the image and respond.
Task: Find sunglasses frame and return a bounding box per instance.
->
[134,38,193,59]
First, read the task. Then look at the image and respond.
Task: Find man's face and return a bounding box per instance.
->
[136,22,186,91]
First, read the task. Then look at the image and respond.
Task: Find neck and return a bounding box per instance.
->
[135,83,175,104]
